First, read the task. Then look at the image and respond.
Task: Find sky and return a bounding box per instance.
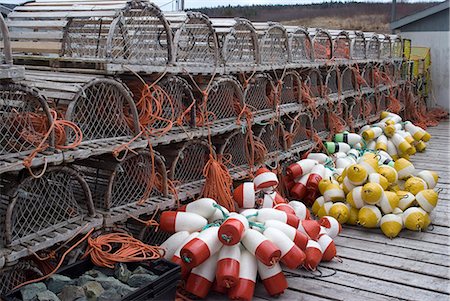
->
[152,0,441,10]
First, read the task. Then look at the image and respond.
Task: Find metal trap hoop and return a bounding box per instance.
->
[310,28,333,61]
[363,92,380,123]
[365,34,381,60]
[346,97,365,129]
[324,66,341,99]
[279,70,302,107]
[286,26,314,63]
[0,14,23,80]
[312,104,331,139]
[361,63,375,88]
[340,66,358,95]
[211,17,259,68]
[379,34,392,60]
[253,22,290,66]
[303,68,324,99]
[168,11,219,68]
[349,31,366,60]
[255,120,287,158]
[0,166,95,248]
[242,73,275,112]
[285,112,314,150]
[330,30,351,60]
[390,35,403,60]
[216,130,251,173]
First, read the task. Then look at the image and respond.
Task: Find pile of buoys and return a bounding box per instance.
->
[159,188,341,300]
[297,112,440,239]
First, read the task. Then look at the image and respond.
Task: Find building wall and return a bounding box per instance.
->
[397,9,449,32]
[400,31,450,110]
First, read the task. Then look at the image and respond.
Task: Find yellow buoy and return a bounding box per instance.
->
[391,133,414,155]
[402,207,430,231]
[417,170,439,189]
[329,202,350,224]
[392,207,404,215]
[347,207,359,225]
[380,214,403,238]
[386,140,399,161]
[359,157,379,174]
[317,202,333,218]
[414,140,427,152]
[404,177,427,195]
[376,135,388,152]
[368,173,389,190]
[358,205,382,228]
[397,191,415,210]
[318,179,334,195]
[362,127,383,141]
[415,189,439,213]
[361,183,384,205]
[379,191,400,214]
[378,165,398,184]
[346,186,365,209]
[342,176,356,194]
[394,158,415,180]
[404,121,425,141]
[312,196,325,216]
[323,183,345,202]
[346,164,368,186]
[384,124,402,137]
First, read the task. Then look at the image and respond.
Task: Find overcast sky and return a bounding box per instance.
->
[152,0,440,10]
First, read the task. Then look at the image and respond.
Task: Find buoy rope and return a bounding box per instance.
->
[212,203,230,220]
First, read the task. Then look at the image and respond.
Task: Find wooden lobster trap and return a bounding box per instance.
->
[0,14,23,80]
[330,30,351,60]
[349,31,366,60]
[309,28,333,61]
[241,72,275,116]
[253,22,290,68]
[284,112,314,154]
[285,26,314,63]
[378,34,392,60]
[340,66,358,97]
[312,104,331,140]
[345,96,366,130]
[0,166,102,264]
[323,66,341,101]
[255,120,287,163]
[211,18,259,70]
[365,33,381,60]
[0,260,43,295]
[8,0,173,73]
[390,35,403,60]
[73,149,173,227]
[167,11,219,72]
[276,70,302,114]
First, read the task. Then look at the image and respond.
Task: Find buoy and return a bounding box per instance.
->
[239,208,258,222]
[323,183,346,202]
[288,201,310,220]
[319,216,342,238]
[263,227,306,269]
[378,151,395,167]
[346,186,364,208]
[323,167,336,182]
[209,205,230,223]
[228,248,257,301]
[415,189,438,212]
[312,196,325,216]
[319,179,334,195]
[347,149,360,160]
[380,214,403,238]
[404,176,427,195]
[264,220,309,250]
[257,261,288,297]
[329,202,350,224]
[414,140,427,152]
[366,140,376,151]
[273,203,295,216]
[398,130,415,145]
[171,232,200,279]
[396,191,415,210]
[392,133,414,155]
[241,229,281,266]
[233,183,256,209]
[402,207,430,231]
[417,170,439,189]
[298,219,321,240]
[212,280,228,294]
[379,165,398,184]
[304,240,322,270]
[286,159,318,180]
[256,208,300,228]
[305,164,326,193]
[368,173,389,190]
[324,142,351,154]
[216,245,241,289]
[185,253,218,298]
[317,202,333,218]
[358,205,382,228]
[358,124,371,135]
[342,176,356,194]
[392,207,404,215]
[218,213,249,245]
[384,123,402,137]
[306,152,330,164]
[376,135,388,151]
[318,234,336,261]
[347,207,359,225]
[359,157,379,174]
[361,126,383,140]
[380,111,402,123]
[290,173,309,199]
[178,198,217,219]
[404,121,425,141]
[334,132,362,145]
[160,231,190,259]
[254,168,279,191]
[266,191,288,206]
[379,191,400,214]
[386,140,399,161]
[160,211,207,233]
[335,156,356,170]
[361,182,384,205]
[180,226,222,268]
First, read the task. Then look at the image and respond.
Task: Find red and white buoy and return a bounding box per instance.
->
[241,228,281,266]
[319,216,342,239]
[233,182,256,209]
[239,208,258,222]
[208,205,230,223]
[274,203,296,215]
[177,198,217,219]
[290,173,310,200]
[306,153,329,164]
[304,240,322,270]
[218,213,249,245]
[264,220,309,250]
[262,191,287,208]
[160,231,190,259]
[185,253,218,298]
[257,261,288,297]
[256,208,300,228]
[317,234,337,262]
[297,219,321,241]
[263,227,306,269]
[180,226,222,268]
[304,164,326,205]
[286,159,318,180]
[171,232,199,279]
[160,211,207,233]
[216,244,241,289]
[228,249,257,301]
[288,201,311,220]
[254,168,279,191]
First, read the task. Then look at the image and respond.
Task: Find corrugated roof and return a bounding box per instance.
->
[390,0,449,30]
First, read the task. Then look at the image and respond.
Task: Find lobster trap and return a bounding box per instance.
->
[241,73,275,114]
[253,22,290,67]
[284,112,314,153]
[324,66,341,101]
[0,14,23,80]
[362,93,380,123]
[8,0,173,73]
[366,34,381,60]
[379,34,392,60]
[0,260,43,295]
[361,63,375,90]
[0,166,101,264]
[73,150,173,226]
[167,11,219,70]
[310,29,333,61]
[349,31,366,60]
[211,18,259,69]
[302,68,324,106]
[286,26,313,63]
[390,35,403,60]
[345,96,365,129]
[255,120,287,161]
[340,66,358,96]
[312,104,331,140]
[330,30,351,60]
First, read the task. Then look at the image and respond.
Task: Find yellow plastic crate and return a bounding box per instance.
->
[403,39,411,60]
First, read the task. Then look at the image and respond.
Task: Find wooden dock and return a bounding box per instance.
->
[211,120,450,301]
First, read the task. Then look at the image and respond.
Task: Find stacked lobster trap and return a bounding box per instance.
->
[0,0,419,290]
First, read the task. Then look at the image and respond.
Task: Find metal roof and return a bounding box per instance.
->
[390,0,449,30]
